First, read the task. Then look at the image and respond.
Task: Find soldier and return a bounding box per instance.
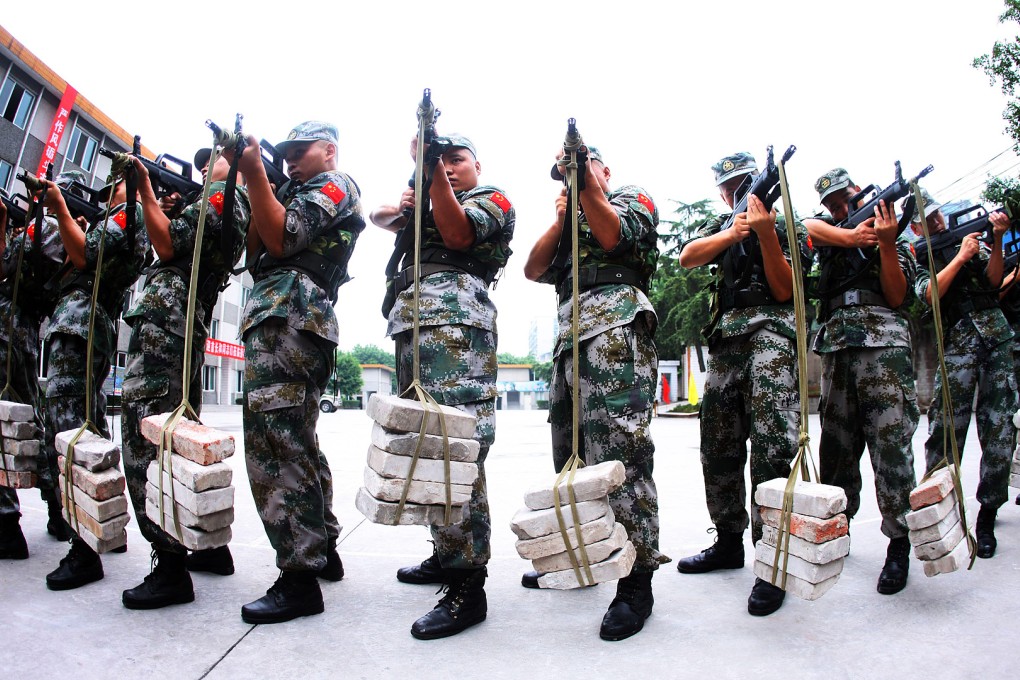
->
[805,168,918,595]
[675,152,806,617]
[0,177,70,559]
[910,188,1016,557]
[40,172,150,590]
[999,266,1020,505]
[523,144,667,641]
[233,121,364,624]
[118,149,250,609]
[370,133,513,640]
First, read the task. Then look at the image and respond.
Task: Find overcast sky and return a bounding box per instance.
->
[4,1,1019,356]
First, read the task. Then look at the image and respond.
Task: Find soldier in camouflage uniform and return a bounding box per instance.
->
[910,188,1016,557]
[524,144,667,641]
[676,152,808,617]
[998,268,1020,505]
[119,151,251,609]
[806,167,918,595]
[39,174,150,591]
[234,121,364,624]
[370,133,513,640]
[0,178,68,559]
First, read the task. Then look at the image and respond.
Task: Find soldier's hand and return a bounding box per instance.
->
[130,157,150,181]
[234,135,262,176]
[730,212,752,243]
[159,192,181,215]
[990,210,1010,238]
[399,187,416,214]
[74,216,88,231]
[41,180,65,212]
[746,195,777,236]
[873,199,898,245]
[957,232,980,262]
[851,218,879,248]
[555,186,568,226]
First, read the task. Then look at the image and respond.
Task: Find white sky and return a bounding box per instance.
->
[4,0,1019,355]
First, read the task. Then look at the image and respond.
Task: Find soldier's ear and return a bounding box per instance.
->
[474,160,481,175]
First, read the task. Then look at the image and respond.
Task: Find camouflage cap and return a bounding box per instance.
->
[56,170,88,189]
[442,133,477,159]
[276,121,340,155]
[97,177,124,203]
[712,152,757,186]
[815,168,852,201]
[911,186,942,223]
[194,148,212,172]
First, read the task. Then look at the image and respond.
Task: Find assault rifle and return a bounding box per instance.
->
[1,190,30,231]
[914,200,1018,265]
[99,136,202,206]
[58,180,103,223]
[259,139,288,188]
[721,145,797,258]
[839,161,933,260]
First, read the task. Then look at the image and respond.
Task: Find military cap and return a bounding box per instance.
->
[276,121,340,155]
[441,133,477,159]
[194,148,212,172]
[712,152,757,186]
[56,170,90,200]
[910,186,942,223]
[815,168,853,201]
[96,177,124,203]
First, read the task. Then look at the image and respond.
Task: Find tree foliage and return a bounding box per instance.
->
[351,343,395,367]
[331,351,364,399]
[497,352,534,365]
[532,360,552,383]
[975,0,1020,152]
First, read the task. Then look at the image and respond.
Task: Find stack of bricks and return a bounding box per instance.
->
[356,394,478,526]
[511,461,635,589]
[0,400,40,489]
[141,414,235,551]
[55,429,131,553]
[752,478,851,600]
[906,467,969,577]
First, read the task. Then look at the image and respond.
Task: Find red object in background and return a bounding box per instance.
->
[37,85,77,177]
[661,374,670,404]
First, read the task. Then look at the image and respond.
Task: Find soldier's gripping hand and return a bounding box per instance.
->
[746,194,777,236]
[990,211,1010,238]
[554,186,568,228]
[873,199,898,246]
[956,232,980,263]
[850,217,879,248]
[40,180,67,214]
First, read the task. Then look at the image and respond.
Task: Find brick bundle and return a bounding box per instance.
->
[906,467,969,577]
[356,394,478,526]
[1010,410,1020,490]
[511,461,635,589]
[752,478,850,600]
[56,429,130,553]
[141,414,235,551]
[0,400,40,488]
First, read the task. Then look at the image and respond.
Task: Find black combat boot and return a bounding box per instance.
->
[600,571,654,641]
[676,529,744,573]
[876,536,910,594]
[410,567,487,640]
[521,570,542,589]
[40,488,71,541]
[187,546,235,576]
[318,543,344,582]
[0,513,29,559]
[397,543,448,585]
[241,571,324,624]
[747,577,786,616]
[123,549,195,609]
[975,505,998,559]
[46,538,103,590]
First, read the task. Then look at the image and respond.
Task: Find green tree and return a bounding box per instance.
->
[330,351,364,399]
[982,174,1020,204]
[497,352,533,365]
[532,360,552,383]
[351,343,397,392]
[975,1,1020,151]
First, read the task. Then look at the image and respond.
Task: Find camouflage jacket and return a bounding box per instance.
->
[536,185,658,357]
[46,202,149,357]
[125,181,250,336]
[387,184,514,335]
[681,212,809,346]
[0,215,65,348]
[241,170,363,345]
[914,240,1013,348]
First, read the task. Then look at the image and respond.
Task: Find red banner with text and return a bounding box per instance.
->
[204,338,245,361]
[37,85,77,177]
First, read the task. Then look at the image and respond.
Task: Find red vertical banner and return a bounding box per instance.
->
[661,374,671,405]
[36,85,78,177]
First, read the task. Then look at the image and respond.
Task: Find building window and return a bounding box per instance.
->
[240,285,252,306]
[209,318,219,339]
[202,365,218,391]
[67,126,99,172]
[0,78,35,129]
[236,370,244,392]
[0,159,12,192]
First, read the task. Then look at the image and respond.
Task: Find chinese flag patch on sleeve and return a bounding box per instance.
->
[112,210,128,229]
[208,191,225,215]
[637,194,655,213]
[320,181,346,205]
[489,191,511,214]
[26,225,34,240]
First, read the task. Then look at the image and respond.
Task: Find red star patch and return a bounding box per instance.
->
[489,192,511,214]
[209,191,225,215]
[637,194,654,213]
[320,181,346,205]
[112,210,127,229]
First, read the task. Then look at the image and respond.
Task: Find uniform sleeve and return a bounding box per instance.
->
[678,214,724,259]
[41,216,66,265]
[462,188,513,244]
[280,173,356,257]
[84,204,132,268]
[896,241,920,305]
[605,187,657,257]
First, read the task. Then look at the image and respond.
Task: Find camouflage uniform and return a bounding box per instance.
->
[387,184,514,569]
[242,170,363,572]
[537,184,668,571]
[0,216,65,517]
[916,243,1017,509]
[43,203,150,521]
[814,219,918,538]
[680,213,809,544]
[120,182,250,552]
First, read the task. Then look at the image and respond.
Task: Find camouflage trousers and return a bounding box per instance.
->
[120,320,203,554]
[924,332,1017,509]
[42,333,112,540]
[395,324,496,570]
[243,318,340,572]
[818,346,917,538]
[701,329,798,544]
[549,320,669,572]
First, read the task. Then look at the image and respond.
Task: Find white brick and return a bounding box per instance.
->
[515,513,616,560]
[3,438,39,457]
[140,414,235,464]
[753,560,841,601]
[1013,408,1020,429]
[366,445,479,486]
[914,520,965,561]
[55,429,120,472]
[145,483,235,531]
[754,542,845,584]
[1,420,36,440]
[154,451,232,492]
[510,498,611,540]
[909,467,957,510]
[532,523,629,573]
[754,478,848,518]
[0,400,35,422]
[76,525,126,554]
[922,535,971,577]
[905,493,957,531]
[144,499,232,550]
[371,423,479,462]
[60,485,127,522]
[3,453,36,472]
[761,525,850,565]
[537,541,637,590]
[524,461,626,511]
[367,394,476,439]
[67,504,130,541]
[355,486,464,526]
[362,466,471,506]
[145,462,234,515]
[57,456,124,501]
[908,506,961,546]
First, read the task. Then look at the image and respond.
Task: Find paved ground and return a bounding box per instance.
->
[1,407,1015,679]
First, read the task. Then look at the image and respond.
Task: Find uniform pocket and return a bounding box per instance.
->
[248,382,306,412]
[604,385,651,419]
[122,374,170,401]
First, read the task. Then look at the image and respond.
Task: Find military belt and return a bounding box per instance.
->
[557,265,644,303]
[731,289,778,308]
[825,288,888,312]
[255,249,347,303]
[944,295,998,327]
